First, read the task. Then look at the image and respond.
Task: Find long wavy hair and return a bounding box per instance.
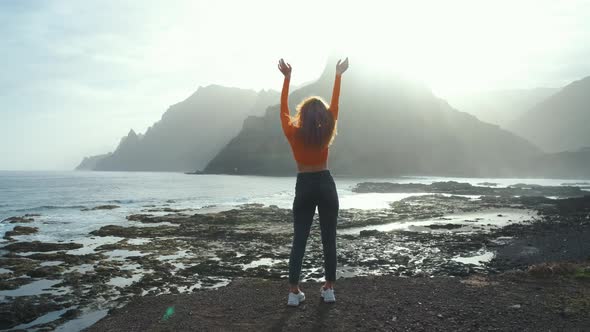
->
[291,96,337,149]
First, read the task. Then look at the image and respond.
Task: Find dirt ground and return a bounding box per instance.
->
[86,273,590,331]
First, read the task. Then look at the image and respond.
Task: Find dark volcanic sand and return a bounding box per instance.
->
[87,274,590,331]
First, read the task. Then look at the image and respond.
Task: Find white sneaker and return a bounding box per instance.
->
[320,286,336,303]
[287,291,306,306]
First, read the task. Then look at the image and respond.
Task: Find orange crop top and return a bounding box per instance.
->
[280,74,342,165]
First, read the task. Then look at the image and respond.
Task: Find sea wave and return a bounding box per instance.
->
[15,205,87,212]
[106,199,135,204]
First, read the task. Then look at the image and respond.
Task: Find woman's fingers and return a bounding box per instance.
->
[335,57,349,74]
[278,58,292,76]
[279,59,287,69]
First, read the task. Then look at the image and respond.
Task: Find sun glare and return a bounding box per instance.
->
[132,0,577,96]
[326,0,572,96]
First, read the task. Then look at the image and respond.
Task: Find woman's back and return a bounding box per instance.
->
[278,59,344,171]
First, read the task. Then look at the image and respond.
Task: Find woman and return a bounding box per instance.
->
[277,57,349,306]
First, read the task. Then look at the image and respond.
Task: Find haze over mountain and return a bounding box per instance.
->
[446,88,557,128]
[204,61,541,177]
[77,86,278,172]
[525,147,590,178]
[76,153,112,170]
[511,76,590,153]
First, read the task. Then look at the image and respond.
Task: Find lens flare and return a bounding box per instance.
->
[162,306,175,321]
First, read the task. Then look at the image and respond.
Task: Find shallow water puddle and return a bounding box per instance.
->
[40,260,64,267]
[12,307,76,330]
[108,273,143,288]
[339,193,431,209]
[157,249,190,261]
[0,279,62,297]
[339,208,535,235]
[452,251,495,265]
[70,263,95,273]
[241,257,285,269]
[105,249,148,260]
[126,238,152,245]
[66,235,124,255]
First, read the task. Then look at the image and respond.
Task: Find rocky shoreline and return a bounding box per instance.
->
[352,180,588,197]
[0,182,589,330]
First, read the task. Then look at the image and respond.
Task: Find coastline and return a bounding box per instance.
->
[1,180,589,330]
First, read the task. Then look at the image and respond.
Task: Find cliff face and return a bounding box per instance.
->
[510,76,590,153]
[205,64,541,177]
[79,85,279,172]
[75,153,112,170]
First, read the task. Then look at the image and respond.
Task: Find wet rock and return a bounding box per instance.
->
[61,308,82,320]
[0,257,40,276]
[359,230,384,237]
[81,205,120,211]
[353,181,586,197]
[91,225,179,238]
[0,295,70,330]
[424,224,464,230]
[0,277,33,291]
[552,195,590,215]
[143,207,189,213]
[27,265,65,279]
[3,226,39,240]
[126,214,154,221]
[178,260,244,278]
[2,216,35,223]
[437,261,474,277]
[22,252,105,265]
[478,182,498,187]
[3,241,83,253]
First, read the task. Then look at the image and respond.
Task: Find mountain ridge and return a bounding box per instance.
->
[76,85,279,172]
[446,87,558,128]
[511,75,590,152]
[204,63,541,177]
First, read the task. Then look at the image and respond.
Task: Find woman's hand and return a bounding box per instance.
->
[336,57,349,75]
[278,58,292,78]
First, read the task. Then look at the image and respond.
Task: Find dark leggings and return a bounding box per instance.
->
[288,170,339,285]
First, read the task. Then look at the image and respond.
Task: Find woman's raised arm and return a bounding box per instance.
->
[330,57,349,121]
[278,58,295,137]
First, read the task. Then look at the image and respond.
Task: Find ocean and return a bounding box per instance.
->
[1,170,588,243]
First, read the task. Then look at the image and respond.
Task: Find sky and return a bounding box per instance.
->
[1,0,590,170]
